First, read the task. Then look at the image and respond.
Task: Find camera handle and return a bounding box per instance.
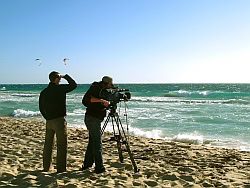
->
[101,107,139,173]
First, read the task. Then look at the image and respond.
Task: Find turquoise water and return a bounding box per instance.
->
[1,84,250,151]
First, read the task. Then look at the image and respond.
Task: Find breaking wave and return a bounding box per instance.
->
[12,109,41,118]
[11,93,36,97]
[163,90,249,99]
[132,97,250,105]
[0,87,6,91]
[172,133,205,145]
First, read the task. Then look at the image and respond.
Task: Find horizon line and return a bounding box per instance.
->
[1,82,250,85]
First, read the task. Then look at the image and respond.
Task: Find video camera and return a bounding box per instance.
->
[101,88,131,105]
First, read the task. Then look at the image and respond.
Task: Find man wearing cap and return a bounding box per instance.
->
[39,71,77,173]
[81,76,113,173]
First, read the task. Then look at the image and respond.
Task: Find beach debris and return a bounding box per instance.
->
[35,58,42,66]
[63,58,69,66]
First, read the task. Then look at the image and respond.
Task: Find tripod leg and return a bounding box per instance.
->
[115,115,139,173]
[101,114,111,135]
[103,112,139,172]
[124,141,139,173]
[112,117,124,163]
[116,136,124,163]
[113,116,124,163]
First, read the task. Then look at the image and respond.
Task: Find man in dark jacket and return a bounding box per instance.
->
[81,76,113,173]
[39,71,77,173]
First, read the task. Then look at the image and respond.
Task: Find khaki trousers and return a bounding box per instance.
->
[43,117,67,172]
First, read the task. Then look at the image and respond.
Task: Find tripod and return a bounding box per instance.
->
[101,104,139,173]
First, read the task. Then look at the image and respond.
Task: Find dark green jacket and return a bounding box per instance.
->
[82,81,106,120]
[39,74,77,120]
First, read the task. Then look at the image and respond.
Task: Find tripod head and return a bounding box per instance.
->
[107,103,118,115]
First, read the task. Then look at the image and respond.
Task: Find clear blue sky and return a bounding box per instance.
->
[1,0,250,84]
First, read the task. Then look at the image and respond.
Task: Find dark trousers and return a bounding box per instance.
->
[83,114,104,170]
[43,117,67,172]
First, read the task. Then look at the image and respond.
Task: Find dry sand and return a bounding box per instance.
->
[0,117,250,187]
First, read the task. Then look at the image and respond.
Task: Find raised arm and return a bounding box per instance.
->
[60,74,77,93]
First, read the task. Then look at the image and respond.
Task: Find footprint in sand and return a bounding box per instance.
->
[144,180,158,187]
[21,149,30,155]
[133,181,142,186]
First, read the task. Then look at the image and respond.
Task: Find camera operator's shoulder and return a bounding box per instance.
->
[91,82,102,89]
[89,82,102,96]
[91,81,100,86]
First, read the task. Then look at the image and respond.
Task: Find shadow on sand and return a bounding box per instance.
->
[0,169,92,188]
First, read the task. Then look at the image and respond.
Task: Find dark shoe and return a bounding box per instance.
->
[94,167,106,174]
[43,169,49,172]
[57,169,67,173]
[80,165,89,171]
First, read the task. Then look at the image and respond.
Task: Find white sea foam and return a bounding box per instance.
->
[130,128,163,139]
[11,93,36,97]
[97,120,163,139]
[199,91,208,96]
[100,123,208,145]
[68,109,85,116]
[13,109,41,118]
[172,133,204,145]
[132,96,170,103]
[178,90,191,95]
[209,139,250,151]
[163,90,210,98]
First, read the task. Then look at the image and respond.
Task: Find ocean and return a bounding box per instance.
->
[1,83,250,151]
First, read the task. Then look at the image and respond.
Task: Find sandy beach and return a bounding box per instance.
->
[0,117,250,187]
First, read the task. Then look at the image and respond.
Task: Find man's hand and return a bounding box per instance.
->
[59,74,65,79]
[100,99,109,107]
[90,97,109,107]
